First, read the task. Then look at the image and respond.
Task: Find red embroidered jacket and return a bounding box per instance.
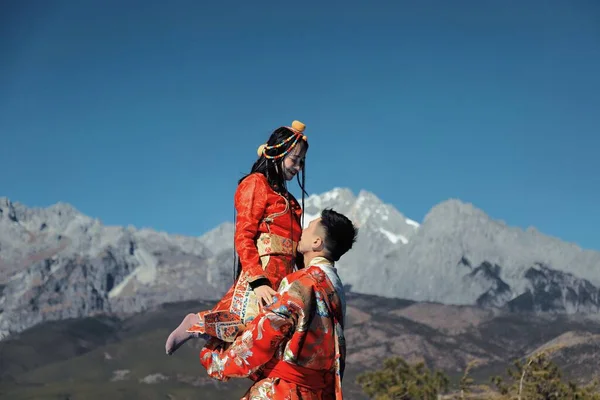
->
[234,173,302,285]
[200,259,346,400]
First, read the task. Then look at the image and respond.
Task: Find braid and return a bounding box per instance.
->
[296,163,307,227]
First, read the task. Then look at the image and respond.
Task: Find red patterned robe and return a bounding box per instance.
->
[187,172,303,342]
[200,257,346,400]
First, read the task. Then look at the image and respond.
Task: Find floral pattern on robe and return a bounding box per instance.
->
[200,258,346,400]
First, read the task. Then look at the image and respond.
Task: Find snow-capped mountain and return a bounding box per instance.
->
[304,188,419,243]
[1,188,600,341]
[302,188,419,294]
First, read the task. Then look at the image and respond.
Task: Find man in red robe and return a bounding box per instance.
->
[200,208,358,400]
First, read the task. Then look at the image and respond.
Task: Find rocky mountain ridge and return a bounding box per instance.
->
[1,189,599,340]
[380,198,600,309]
[0,197,233,340]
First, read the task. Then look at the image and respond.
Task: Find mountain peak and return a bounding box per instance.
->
[303,187,418,233]
[0,196,12,207]
[0,197,88,227]
[356,189,384,206]
[423,198,488,226]
[306,188,356,209]
[0,197,17,222]
[46,201,84,217]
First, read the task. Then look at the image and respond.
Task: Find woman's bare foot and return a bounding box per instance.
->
[165,313,200,355]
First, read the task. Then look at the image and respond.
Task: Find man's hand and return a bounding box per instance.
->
[253,284,277,306]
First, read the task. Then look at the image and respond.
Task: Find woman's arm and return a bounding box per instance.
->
[234,173,269,284]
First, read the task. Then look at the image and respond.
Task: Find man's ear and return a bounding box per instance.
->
[313,236,324,251]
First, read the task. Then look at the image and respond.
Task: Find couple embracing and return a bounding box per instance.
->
[165,120,358,400]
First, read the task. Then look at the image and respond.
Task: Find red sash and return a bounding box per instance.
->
[262,361,328,390]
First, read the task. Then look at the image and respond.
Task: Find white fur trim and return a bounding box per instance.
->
[309,257,346,327]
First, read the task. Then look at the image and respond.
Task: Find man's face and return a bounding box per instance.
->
[298,217,324,254]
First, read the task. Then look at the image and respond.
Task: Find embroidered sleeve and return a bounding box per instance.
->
[200,280,314,380]
[234,173,269,283]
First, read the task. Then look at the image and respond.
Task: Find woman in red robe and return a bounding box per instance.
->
[165,120,309,354]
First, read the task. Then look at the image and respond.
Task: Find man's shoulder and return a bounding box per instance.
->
[288,265,328,283]
[278,267,317,293]
[281,268,314,287]
[279,266,330,292]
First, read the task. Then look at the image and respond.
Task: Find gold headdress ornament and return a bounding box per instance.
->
[257,120,308,159]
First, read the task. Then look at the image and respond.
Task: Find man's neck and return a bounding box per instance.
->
[302,251,332,268]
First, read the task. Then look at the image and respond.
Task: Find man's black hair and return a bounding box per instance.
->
[320,208,358,262]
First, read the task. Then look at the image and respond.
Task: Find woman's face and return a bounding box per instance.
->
[282,142,307,181]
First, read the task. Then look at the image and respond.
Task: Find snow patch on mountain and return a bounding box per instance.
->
[406,218,420,228]
[379,228,409,244]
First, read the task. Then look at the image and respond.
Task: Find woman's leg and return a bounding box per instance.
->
[165,313,201,355]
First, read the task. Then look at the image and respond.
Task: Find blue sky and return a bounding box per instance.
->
[1,1,599,250]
